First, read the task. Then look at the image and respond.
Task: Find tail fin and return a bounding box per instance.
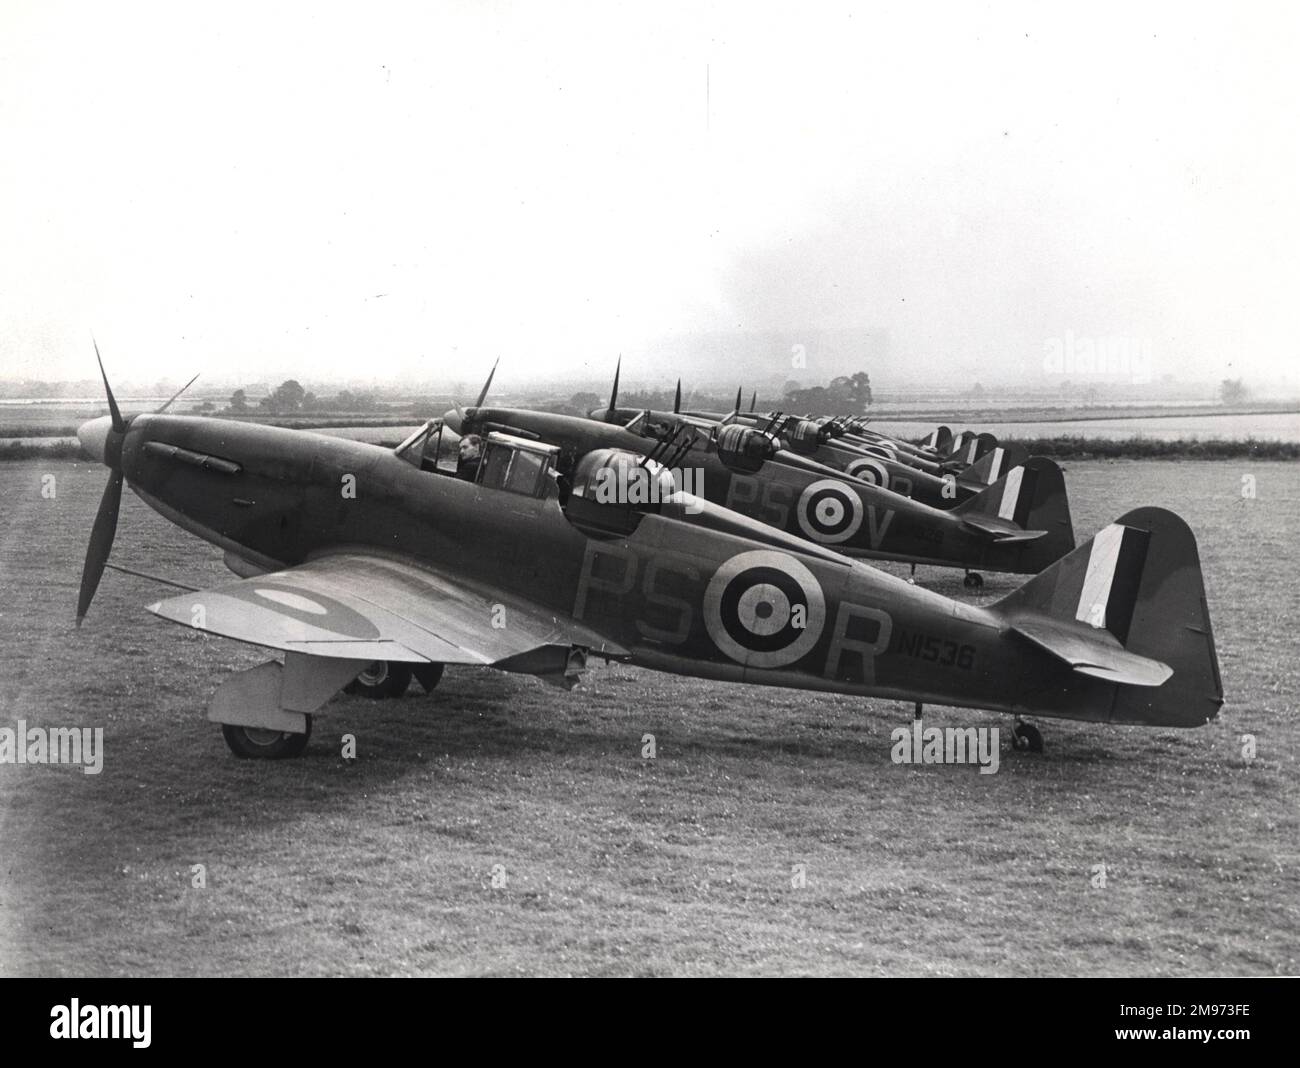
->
[995,507,1223,727]
[956,443,1030,489]
[922,425,953,453]
[952,457,1075,568]
[947,430,998,466]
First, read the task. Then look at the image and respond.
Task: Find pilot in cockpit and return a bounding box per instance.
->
[457,433,484,481]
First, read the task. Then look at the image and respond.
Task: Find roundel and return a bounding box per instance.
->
[846,456,890,487]
[796,479,863,544]
[704,551,826,669]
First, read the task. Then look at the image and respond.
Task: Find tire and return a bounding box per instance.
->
[344,660,412,699]
[1013,723,1044,753]
[222,716,312,759]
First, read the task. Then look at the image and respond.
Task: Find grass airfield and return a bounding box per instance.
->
[0,458,1296,976]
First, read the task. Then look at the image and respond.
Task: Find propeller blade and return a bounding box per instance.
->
[76,470,124,625]
[673,379,681,414]
[156,373,200,414]
[749,389,756,412]
[444,401,467,434]
[92,337,124,433]
[607,356,621,413]
[734,386,743,412]
[474,358,499,408]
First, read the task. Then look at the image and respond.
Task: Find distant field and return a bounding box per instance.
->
[1,459,1297,976]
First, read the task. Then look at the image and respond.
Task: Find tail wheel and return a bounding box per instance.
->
[222,716,312,759]
[1012,722,1044,753]
[345,660,412,700]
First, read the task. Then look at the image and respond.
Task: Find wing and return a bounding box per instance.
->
[147,550,627,671]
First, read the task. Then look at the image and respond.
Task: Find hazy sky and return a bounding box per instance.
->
[1,1,1296,391]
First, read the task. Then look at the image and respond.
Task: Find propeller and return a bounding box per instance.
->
[749,389,756,412]
[444,360,498,434]
[76,341,128,626]
[156,372,200,414]
[93,337,124,433]
[607,356,621,414]
[719,386,743,426]
[474,358,498,407]
[673,378,681,414]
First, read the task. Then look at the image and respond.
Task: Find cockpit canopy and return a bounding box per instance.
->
[476,432,560,497]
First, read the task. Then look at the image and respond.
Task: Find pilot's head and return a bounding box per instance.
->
[458,434,483,461]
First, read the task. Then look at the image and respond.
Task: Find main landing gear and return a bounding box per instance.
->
[1011,720,1044,753]
[343,660,445,699]
[345,660,412,699]
[217,658,448,758]
[963,570,984,589]
[223,717,313,760]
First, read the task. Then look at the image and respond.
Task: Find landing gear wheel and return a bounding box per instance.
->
[1012,722,1044,753]
[222,716,312,759]
[963,571,984,589]
[412,663,445,694]
[345,661,412,699]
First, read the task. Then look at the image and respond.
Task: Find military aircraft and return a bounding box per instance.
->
[76,351,1221,760]
[449,397,1074,586]
[591,370,981,506]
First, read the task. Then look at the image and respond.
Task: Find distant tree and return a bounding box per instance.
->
[837,374,868,413]
[784,371,871,415]
[229,389,248,413]
[333,390,377,412]
[270,379,306,412]
[193,401,216,413]
[1220,377,1248,405]
[569,391,602,412]
[301,392,318,411]
[969,381,985,400]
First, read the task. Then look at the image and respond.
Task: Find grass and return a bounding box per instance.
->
[1007,436,1300,461]
[0,459,1297,975]
[0,440,83,460]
